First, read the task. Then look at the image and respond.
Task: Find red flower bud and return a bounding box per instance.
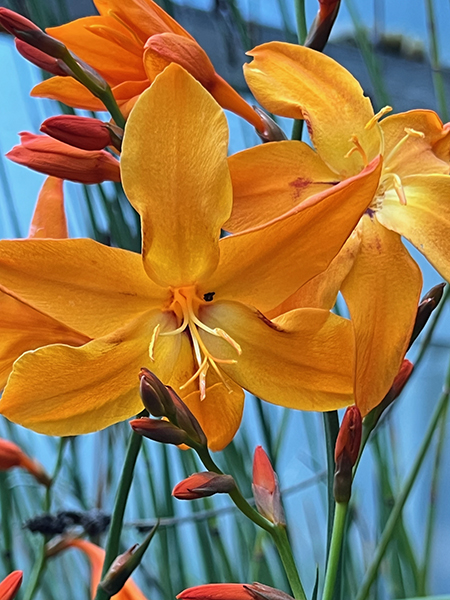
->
[409,283,446,349]
[130,417,188,446]
[169,390,207,447]
[15,39,72,77]
[177,583,294,600]
[0,438,51,486]
[252,446,285,525]
[0,571,23,600]
[0,8,39,35]
[40,116,115,151]
[139,368,176,419]
[334,406,362,503]
[7,132,120,184]
[172,472,236,500]
[304,0,341,51]
[390,359,414,400]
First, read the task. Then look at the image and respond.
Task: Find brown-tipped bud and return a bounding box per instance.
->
[139,368,176,419]
[130,417,188,446]
[0,438,51,486]
[252,446,285,525]
[169,389,207,447]
[409,283,446,349]
[0,8,40,35]
[304,1,341,52]
[254,107,287,143]
[177,583,294,600]
[0,571,23,600]
[7,132,120,184]
[333,406,362,503]
[41,116,115,152]
[15,39,73,77]
[172,472,236,500]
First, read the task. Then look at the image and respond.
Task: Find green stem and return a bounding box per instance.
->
[354,359,450,600]
[0,472,14,572]
[196,447,306,600]
[94,431,143,600]
[425,0,449,121]
[22,438,68,600]
[323,411,339,562]
[294,0,307,44]
[322,502,348,600]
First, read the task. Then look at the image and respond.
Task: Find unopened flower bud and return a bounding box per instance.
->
[130,417,188,446]
[0,571,23,600]
[139,368,176,419]
[15,39,73,77]
[252,446,285,525]
[409,283,446,349]
[169,390,207,447]
[172,472,236,500]
[334,406,362,503]
[40,116,116,152]
[304,1,341,51]
[254,108,287,143]
[0,438,51,486]
[177,583,294,600]
[7,132,120,184]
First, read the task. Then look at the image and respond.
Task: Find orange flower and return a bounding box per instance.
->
[29,0,263,130]
[0,571,23,600]
[178,583,294,600]
[7,132,120,184]
[0,438,50,485]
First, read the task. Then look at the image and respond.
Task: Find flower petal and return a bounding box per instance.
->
[377,174,450,282]
[341,215,422,415]
[381,110,450,177]
[0,310,180,435]
[0,239,167,338]
[207,157,382,313]
[199,301,355,411]
[0,285,89,389]
[46,16,146,84]
[226,140,339,232]
[31,77,106,111]
[244,42,381,176]
[266,230,360,317]
[28,177,68,239]
[121,64,232,287]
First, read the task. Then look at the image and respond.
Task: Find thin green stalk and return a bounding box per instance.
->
[355,358,450,600]
[196,447,306,600]
[322,502,348,600]
[294,0,307,44]
[22,438,68,600]
[94,431,143,600]
[0,472,14,572]
[425,0,449,121]
[418,398,450,594]
[323,411,339,562]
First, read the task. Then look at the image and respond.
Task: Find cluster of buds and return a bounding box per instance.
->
[333,406,362,504]
[130,368,207,449]
[178,582,295,600]
[0,438,51,486]
[0,571,22,600]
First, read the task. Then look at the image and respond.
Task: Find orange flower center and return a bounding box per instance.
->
[149,286,241,399]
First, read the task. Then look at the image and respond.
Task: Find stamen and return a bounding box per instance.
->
[365,106,393,130]
[148,323,160,362]
[385,127,425,165]
[215,329,242,355]
[107,10,146,45]
[180,356,208,392]
[345,135,368,167]
[404,127,425,139]
[392,173,407,205]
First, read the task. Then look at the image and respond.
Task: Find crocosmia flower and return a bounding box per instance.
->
[0,65,382,450]
[226,42,450,414]
[30,0,263,131]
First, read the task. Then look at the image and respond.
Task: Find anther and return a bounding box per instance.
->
[345,135,368,167]
[365,106,392,130]
[148,323,160,361]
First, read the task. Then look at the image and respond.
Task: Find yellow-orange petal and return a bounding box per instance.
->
[377,174,450,282]
[226,140,339,232]
[381,110,450,177]
[0,285,90,389]
[0,239,167,338]
[68,539,147,600]
[94,0,193,43]
[28,177,68,239]
[31,77,106,111]
[244,42,381,177]
[266,230,360,318]
[206,157,382,313]
[341,215,422,416]
[121,64,232,288]
[199,300,355,411]
[47,16,146,85]
[0,310,180,436]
